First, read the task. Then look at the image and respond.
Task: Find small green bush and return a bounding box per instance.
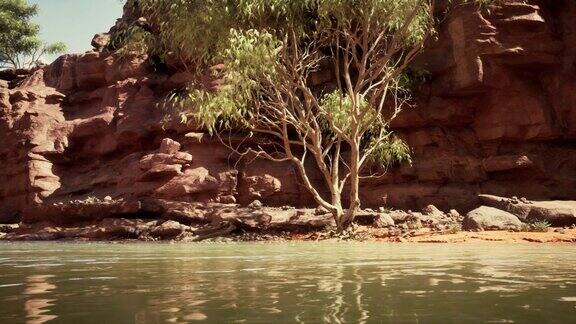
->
[520,220,551,233]
[447,224,462,234]
[531,220,551,233]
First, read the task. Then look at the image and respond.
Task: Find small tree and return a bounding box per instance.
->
[0,0,66,69]
[128,0,439,231]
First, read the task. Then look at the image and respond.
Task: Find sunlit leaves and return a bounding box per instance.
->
[0,0,66,68]
[121,0,449,171]
[110,24,155,59]
[318,91,374,136]
[365,131,412,168]
[125,0,436,69]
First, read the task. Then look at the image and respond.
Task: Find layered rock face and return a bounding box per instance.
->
[1,0,575,223]
[379,0,576,210]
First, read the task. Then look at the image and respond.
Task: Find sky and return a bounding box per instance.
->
[29,0,124,63]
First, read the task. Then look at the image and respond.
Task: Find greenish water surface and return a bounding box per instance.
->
[0,242,575,323]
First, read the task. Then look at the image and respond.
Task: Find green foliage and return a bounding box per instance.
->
[162,28,281,132]
[365,133,412,169]
[530,220,551,233]
[127,0,431,172]
[208,29,281,129]
[43,42,66,55]
[520,220,551,233]
[318,91,370,135]
[447,223,462,234]
[110,22,156,59]
[0,0,67,68]
[128,0,433,70]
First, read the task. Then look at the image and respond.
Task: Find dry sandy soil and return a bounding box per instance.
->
[399,229,576,243]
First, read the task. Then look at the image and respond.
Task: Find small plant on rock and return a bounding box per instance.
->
[531,220,551,233]
[447,224,462,234]
[519,220,551,232]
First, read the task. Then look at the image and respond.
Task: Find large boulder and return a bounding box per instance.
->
[218,210,272,231]
[355,210,395,227]
[526,201,576,226]
[479,195,576,226]
[419,205,454,225]
[156,167,219,198]
[243,174,281,199]
[150,200,211,225]
[159,138,181,154]
[463,206,522,231]
[91,33,111,51]
[150,220,188,239]
[374,214,395,228]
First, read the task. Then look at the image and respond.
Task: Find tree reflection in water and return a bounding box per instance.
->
[142,256,376,323]
[23,274,57,324]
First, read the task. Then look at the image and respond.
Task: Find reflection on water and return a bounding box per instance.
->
[25,275,56,295]
[25,299,57,324]
[22,274,58,324]
[0,242,575,323]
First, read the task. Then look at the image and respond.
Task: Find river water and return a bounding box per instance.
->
[0,242,575,323]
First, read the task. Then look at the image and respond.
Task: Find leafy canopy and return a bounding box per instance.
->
[127,0,431,70]
[0,0,66,69]
[125,0,431,168]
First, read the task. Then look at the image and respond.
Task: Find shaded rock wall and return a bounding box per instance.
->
[1,0,575,223]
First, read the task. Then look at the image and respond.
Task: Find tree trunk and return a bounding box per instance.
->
[333,206,345,231]
[337,209,356,233]
[338,140,361,233]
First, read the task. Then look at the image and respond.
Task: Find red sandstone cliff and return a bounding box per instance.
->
[1,0,575,223]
